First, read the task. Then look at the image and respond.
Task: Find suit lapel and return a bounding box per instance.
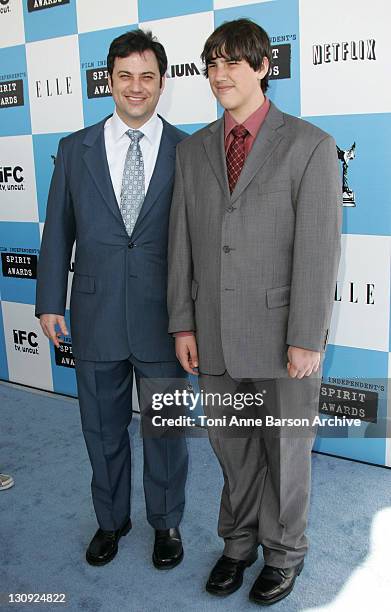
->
[82,116,124,227]
[202,119,230,200]
[132,119,176,234]
[231,102,285,205]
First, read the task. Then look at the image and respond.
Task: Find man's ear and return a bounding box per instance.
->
[108,73,113,94]
[160,74,166,94]
[258,56,269,81]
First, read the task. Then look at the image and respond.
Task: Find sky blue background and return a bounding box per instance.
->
[33,132,70,222]
[176,122,208,134]
[0,45,31,137]
[0,302,9,380]
[138,0,213,22]
[0,0,389,466]
[0,222,41,305]
[78,25,136,127]
[303,114,391,237]
[314,345,389,465]
[22,0,78,43]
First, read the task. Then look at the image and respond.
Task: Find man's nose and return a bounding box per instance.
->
[128,77,143,91]
[215,64,228,80]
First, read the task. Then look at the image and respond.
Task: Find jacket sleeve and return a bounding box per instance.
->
[167,148,195,334]
[35,138,76,317]
[286,135,342,352]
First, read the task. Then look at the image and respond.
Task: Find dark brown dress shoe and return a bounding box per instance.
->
[249,559,304,605]
[86,518,132,566]
[206,554,257,596]
[152,527,183,569]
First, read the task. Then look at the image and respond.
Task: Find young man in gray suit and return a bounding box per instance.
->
[168,19,341,605]
[36,30,188,569]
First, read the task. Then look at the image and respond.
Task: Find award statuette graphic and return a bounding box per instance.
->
[337,142,356,207]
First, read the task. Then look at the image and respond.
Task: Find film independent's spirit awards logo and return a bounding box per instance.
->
[1,250,38,278]
[337,142,356,207]
[54,338,74,368]
[27,0,70,12]
[85,65,111,99]
[269,42,293,80]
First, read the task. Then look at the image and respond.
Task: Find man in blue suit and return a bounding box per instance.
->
[35,30,188,569]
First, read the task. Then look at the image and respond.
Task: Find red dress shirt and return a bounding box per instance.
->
[224,96,270,157]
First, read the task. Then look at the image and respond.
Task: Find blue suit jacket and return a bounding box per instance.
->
[35,115,188,362]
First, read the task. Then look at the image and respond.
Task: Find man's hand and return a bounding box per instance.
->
[287,346,320,379]
[40,314,69,349]
[175,335,199,375]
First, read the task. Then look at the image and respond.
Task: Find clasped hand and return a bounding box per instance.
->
[175,336,320,379]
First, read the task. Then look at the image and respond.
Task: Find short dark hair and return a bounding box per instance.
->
[107,29,167,79]
[201,18,272,93]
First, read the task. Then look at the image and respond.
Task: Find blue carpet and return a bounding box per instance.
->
[1,382,391,612]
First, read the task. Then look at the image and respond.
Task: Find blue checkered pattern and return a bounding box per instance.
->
[0,0,390,466]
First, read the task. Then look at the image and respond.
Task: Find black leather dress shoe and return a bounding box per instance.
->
[86,518,132,566]
[206,554,257,596]
[152,527,183,569]
[249,559,304,605]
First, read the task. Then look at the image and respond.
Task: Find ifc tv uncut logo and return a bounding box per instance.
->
[0,0,10,15]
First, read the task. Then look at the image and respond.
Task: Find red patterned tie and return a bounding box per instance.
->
[226,125,248,193]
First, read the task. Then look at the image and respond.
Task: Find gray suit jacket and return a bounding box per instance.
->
[167,101,342,379]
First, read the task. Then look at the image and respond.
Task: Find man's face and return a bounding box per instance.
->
[207,54,268,118]
[108,50,165,128]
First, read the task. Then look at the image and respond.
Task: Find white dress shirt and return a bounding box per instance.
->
[104,110,163,205]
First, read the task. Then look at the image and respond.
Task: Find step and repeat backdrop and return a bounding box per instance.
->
[0,0,390,466]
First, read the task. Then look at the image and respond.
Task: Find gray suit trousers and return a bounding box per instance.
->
[198,368,322,568]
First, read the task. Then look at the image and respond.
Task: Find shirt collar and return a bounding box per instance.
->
[110,109,160,145]
[224,97,270,144]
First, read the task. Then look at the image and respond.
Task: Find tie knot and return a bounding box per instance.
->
[231,125,248,139]
[126,129,144,144]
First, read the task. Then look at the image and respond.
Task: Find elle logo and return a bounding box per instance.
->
[35,76,72,98]
[335,282,375,305]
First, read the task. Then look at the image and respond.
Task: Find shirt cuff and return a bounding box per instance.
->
[173,331,195,337]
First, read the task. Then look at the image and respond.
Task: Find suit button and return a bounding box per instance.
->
[128,242,136,249]
[223,245,231,253]
[226,206,235,213]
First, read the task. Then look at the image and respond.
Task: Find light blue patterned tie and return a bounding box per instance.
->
[120,129,145,236]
